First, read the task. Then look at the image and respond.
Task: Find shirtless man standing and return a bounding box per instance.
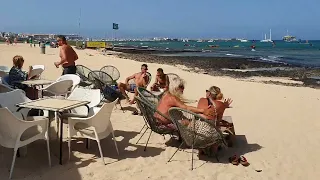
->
[118,64,149,104]
[150,68,169,92]
[54,35,78,75]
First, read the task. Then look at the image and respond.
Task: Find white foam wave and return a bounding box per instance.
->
[226,53,243,57]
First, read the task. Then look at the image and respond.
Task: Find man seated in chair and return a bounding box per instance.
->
[150,68,169,92]
[118,64,149,104]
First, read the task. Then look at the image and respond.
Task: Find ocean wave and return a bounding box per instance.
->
[226,53,243,57]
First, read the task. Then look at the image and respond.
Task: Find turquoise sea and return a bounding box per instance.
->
[112,40,320,68]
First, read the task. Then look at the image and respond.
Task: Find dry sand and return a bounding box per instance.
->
[0,44,320,180]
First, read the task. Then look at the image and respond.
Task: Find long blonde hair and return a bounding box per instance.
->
[168,77,185,99]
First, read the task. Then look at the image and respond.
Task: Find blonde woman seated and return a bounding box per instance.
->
[197,86,235,146]
[197,86,233,128]
[155,77,213,128]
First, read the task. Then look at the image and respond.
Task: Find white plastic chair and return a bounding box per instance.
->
[0,83,14,93]
[0,89,30,120]
[41,79,73,98]
[68,98,119,164]
[66,88,101,117]
[1,75,11,86]
[0,70,8,79]
[0,107,51,179]
[56,74,81,93]
[41,80,74,134]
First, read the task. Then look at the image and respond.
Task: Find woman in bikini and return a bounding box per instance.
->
[155,77,213,128]
[197,86,235,146]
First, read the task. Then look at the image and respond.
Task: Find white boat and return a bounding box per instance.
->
[260,29,273,42]
[197,39,203,43]
[208,39,214,43]
[239,39,248,42]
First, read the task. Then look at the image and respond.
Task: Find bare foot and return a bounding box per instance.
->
[129,99,136,105]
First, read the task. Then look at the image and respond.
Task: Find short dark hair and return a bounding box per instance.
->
[157,68,163,73]
[13,55,24,69]
[57,35,66,41]
[141,64,148,69]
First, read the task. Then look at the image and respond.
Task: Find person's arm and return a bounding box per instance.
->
[163,75,169,91]
[125,73,136,84]
[26,66,32,80]
[174,97,205,114]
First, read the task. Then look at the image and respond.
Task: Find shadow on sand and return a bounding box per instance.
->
[163,134,262,169]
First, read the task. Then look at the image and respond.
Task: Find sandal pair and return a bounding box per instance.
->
[229,155,250,166]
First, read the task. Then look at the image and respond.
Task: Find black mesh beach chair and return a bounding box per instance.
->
[88,71,114,87]
[93,77,125,112]
[135,97,178,151]
[168,107,227,170]
[76,65,93,88]
[100,65,120,84]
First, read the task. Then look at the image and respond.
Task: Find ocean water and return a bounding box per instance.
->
[112,40,320,68]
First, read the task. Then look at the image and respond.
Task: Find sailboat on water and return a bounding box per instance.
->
[260,29,273,42]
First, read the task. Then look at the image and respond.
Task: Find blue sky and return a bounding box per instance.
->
[1,0,320,39]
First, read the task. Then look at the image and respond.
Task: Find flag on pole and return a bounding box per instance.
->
[113,23,119,30]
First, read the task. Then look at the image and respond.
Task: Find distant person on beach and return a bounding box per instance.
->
[155,77,213,127]
[29,38,33,47]
[14,37,17,45]
[8,55,39,99]
[150,68,169,92]
[54,35,78,75]
[118,64,149,104]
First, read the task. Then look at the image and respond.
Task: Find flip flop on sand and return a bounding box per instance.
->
[240,156,250,167]
[229,155,240,166]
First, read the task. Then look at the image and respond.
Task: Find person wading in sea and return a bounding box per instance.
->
[54,35,78,75]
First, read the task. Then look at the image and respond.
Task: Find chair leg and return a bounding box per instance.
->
[86,139,90,149]
[144,130,152,151]
[96,139,105,165]
[191,145,194,170]
[168,141,184,162]
[119,100,125,113]
[68,135,71,160]
[9,148,18,179]
[111,131,119,155]
[55,112,59,139]
[136,126,149,144]
[46,132,51,167]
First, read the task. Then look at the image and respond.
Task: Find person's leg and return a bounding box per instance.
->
[129,85,138,104]
[118,82,130,100]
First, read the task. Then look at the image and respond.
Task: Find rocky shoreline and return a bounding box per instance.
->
[114,52,320,88]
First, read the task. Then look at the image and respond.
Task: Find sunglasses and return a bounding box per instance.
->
[179,85,185,89]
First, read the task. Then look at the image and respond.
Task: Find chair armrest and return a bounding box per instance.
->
[18,117,49,133]
[61,113,88,119]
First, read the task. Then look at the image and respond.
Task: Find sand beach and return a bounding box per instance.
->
[0,43,320,180]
